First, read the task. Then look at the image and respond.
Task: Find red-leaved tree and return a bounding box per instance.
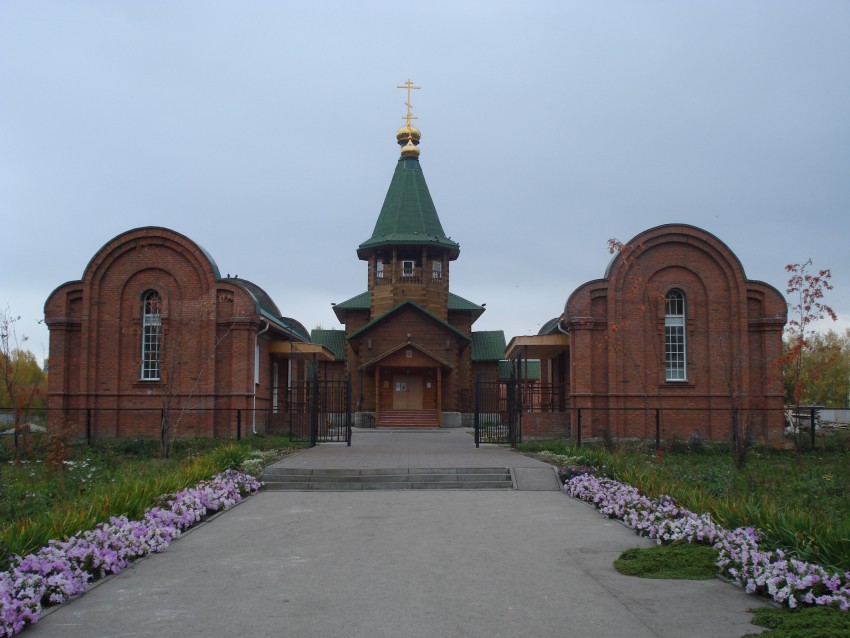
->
[782,259,836,450]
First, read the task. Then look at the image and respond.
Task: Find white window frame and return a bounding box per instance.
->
[432,260,442,280]
[141,290,162,381]
[376,261,385,279]
[402,260,415,277]
[664,289,687,382]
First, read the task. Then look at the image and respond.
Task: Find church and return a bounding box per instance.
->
[44,85,787,442]
[309,92,504,428]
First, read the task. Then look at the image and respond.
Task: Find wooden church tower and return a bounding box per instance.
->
[323,82,504,427]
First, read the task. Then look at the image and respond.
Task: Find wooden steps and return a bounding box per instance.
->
[377,409,439,428]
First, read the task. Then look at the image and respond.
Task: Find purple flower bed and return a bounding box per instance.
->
[566,474,850,610]
[0,470,261,637]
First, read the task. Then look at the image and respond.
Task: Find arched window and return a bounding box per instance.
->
[664,289,687,381]
[141,290,162,380]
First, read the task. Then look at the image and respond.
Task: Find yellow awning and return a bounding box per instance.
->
[505,334,570,360]
[269,341,336,361]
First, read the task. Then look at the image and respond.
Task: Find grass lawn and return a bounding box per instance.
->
[0,435,303,568]
[519,436,850,573]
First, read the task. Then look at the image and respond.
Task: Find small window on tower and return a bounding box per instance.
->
[432,261,442,280]
[402,260,415,277]
[376,261,384,279]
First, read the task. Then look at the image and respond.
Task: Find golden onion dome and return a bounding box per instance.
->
[396,124,421,144]
[400,139,420,157]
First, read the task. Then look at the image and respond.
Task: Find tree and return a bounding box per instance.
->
[782,328,850,408]
[782,259,837,450]
[0,307,47,458]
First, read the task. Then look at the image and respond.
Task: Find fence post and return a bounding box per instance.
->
[810,406,817,450]
[655,408,661,451]
[576,408,582,448]
[310,372,319,448]
[474,375,480,448]
[236,409,241,441]
[346,373,352,447]
[86,408,92,446]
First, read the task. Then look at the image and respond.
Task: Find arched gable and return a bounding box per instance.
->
[82,226,221,292]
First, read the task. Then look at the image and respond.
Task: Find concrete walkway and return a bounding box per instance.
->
[27,430,765,638]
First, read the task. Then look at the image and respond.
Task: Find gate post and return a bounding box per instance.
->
[576,408,582,448]
[346,373,352,446]
[810,406,817,450]
[474,375,480,448]
[310,370,319,448]
[655,408,661,451]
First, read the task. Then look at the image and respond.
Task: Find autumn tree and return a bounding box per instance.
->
[782,259,837,450]
[0,307,47,458]
[783,328,849,409]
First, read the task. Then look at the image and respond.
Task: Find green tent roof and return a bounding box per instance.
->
[471,331,507,361]
[357,157,459,260]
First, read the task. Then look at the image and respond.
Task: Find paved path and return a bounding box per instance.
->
[28,431,765,637]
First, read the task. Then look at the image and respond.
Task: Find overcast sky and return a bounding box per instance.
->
[2,1,849,361]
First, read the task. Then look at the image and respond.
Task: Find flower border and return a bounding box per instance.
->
[0,470,261,637]
[565,474,850,610]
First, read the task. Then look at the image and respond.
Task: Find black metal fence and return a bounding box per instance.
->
[0,375,353,449]
[284,374,352,447]
[473,375,520,448]
[571,405,850,450]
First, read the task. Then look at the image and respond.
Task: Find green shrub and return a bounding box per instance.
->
[614,542,719,580]
[746,606,850,637]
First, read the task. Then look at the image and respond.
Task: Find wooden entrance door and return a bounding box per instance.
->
[393,375,423,409]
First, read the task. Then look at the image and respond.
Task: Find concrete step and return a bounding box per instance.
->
[261,467,514,491]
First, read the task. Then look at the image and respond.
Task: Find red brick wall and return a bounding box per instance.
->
[564,225,786,442]
[521,412,570,440]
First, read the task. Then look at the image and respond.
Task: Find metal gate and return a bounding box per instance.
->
[473,362,522,448]
[288,373,352,447]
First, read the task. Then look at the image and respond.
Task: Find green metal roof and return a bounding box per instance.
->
[228,277,281,316]
[333,290,483,317]
[279,317,311,342]
[538,317,562,336]
[310,329,346,361]
[447,292,485,317]
[347,300,471,342]
[471,331,507,361]
[357,157,460,260]
[499,359,541,380]
[334,291,372,310]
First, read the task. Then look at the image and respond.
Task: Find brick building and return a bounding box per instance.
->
[507,224,787,441]
[44,227,330,439]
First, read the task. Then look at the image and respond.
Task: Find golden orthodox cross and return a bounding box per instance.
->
[396,79,421,126]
